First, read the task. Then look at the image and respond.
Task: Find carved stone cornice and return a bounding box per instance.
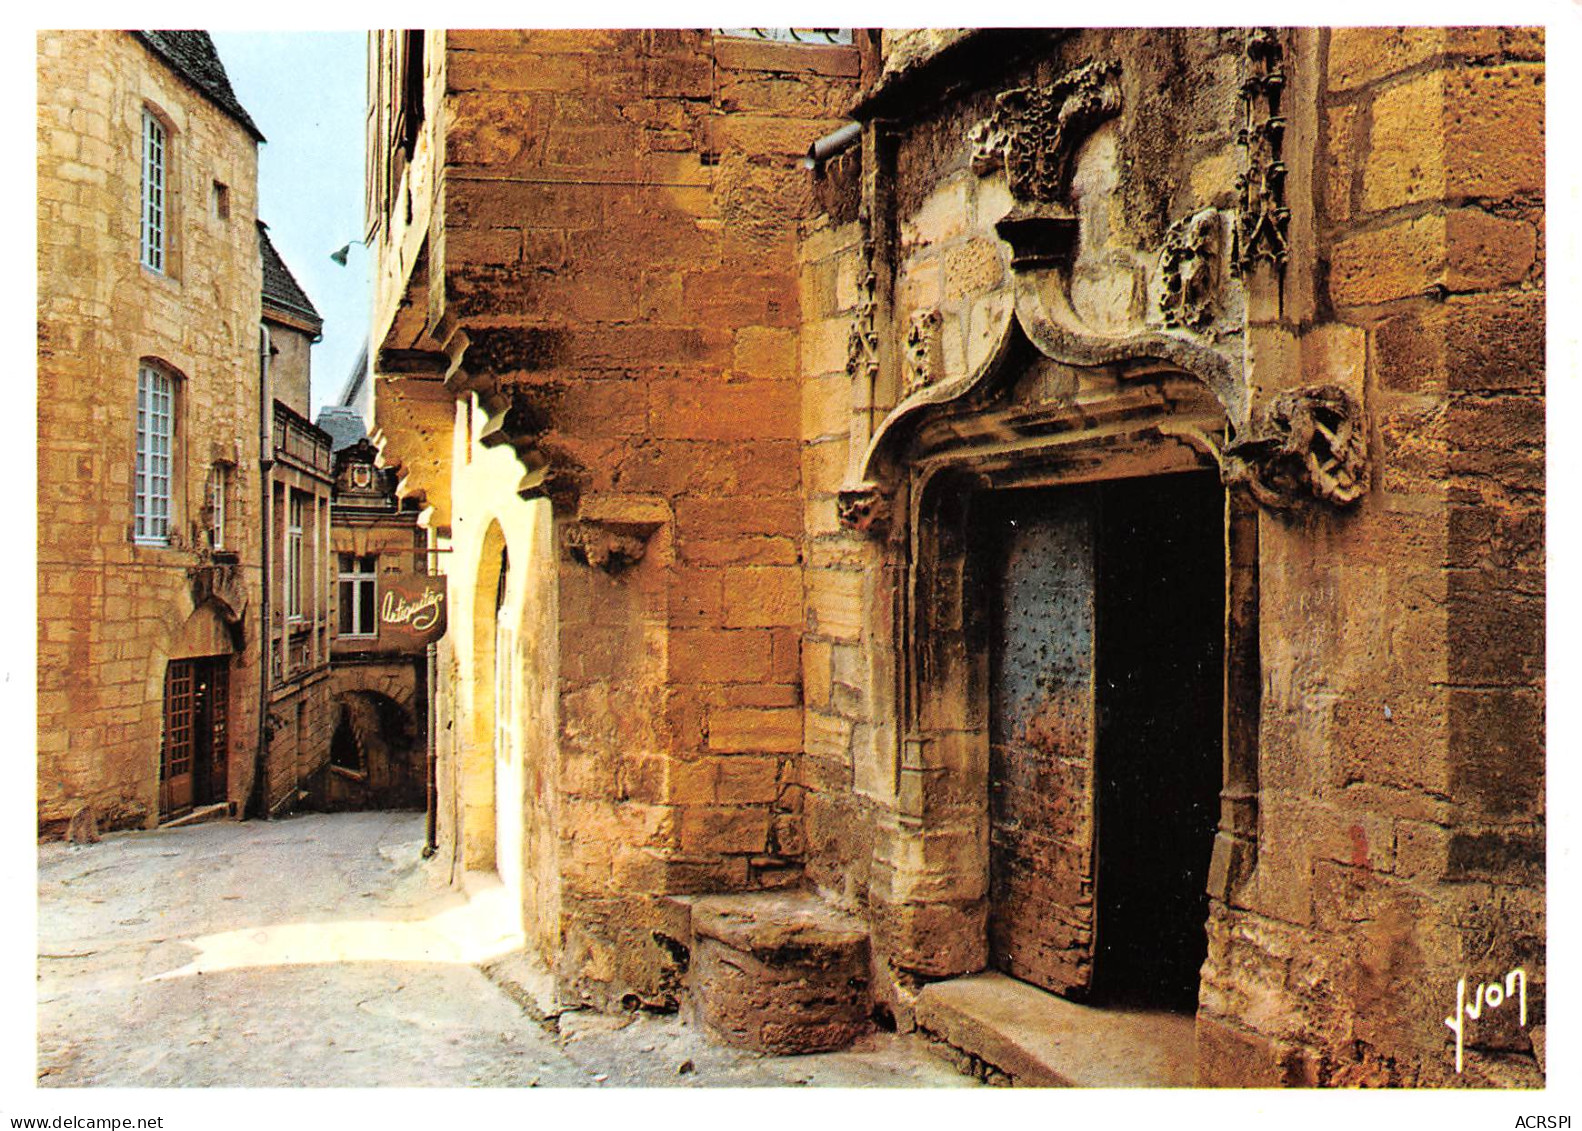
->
[1223,384,1368,509]
[476,389,555,505]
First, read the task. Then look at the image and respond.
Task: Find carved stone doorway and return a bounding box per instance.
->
[979,469,1223,1012]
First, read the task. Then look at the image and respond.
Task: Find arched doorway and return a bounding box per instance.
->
[465,524,505,872]
[325,690,423,810]
[465,520,523,910]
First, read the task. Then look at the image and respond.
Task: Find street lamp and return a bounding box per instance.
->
[330,240,365,266]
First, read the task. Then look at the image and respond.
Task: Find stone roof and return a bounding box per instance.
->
[315,406,368,454]
[258,222,322,329]
[134,32,264,142]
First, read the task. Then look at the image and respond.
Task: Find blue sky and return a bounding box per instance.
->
[210,32,368,418]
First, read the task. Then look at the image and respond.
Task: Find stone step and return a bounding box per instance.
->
[915,971,1197,1087]
[157,803,231,831]
[688,889,872,1055]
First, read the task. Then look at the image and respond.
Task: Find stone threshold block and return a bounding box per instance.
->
[156,802,233,831]
[688,889,872,1054]
[915,971,1196,1087]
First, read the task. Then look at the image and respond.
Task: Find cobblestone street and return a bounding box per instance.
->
[36,811,974,1089]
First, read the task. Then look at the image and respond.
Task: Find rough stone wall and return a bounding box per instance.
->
[797,213,879,913]
[37,30,264,833]
[268,321,314,417]
[1195,26,1545,1088]
[262,673,334,813]
[369,29,860,1008]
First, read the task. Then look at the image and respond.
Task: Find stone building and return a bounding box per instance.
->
[364,28,1544,1086]
[256,225,337,816]
[313,399,430,813]
[38,31,267,833]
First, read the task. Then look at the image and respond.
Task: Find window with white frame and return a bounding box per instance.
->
[286,492,306,621]
[134,364,173,544]
[338,553,378,638]
[207,465,228,551]
[140,110,167,272]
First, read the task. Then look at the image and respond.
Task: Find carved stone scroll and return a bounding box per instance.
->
[1160,209,1221,332]
[1232,28,1289,275]
[1223,384,1368,509]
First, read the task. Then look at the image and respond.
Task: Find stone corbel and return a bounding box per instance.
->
[476,389,555,503]
[188,561,247,624]
[837,483,891,535]
[1222,384,1368,509]
[562,496,669,573]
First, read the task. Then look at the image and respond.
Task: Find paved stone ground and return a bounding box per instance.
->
[37,811,975,1089]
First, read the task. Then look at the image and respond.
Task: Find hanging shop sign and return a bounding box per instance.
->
[379,573,447,648]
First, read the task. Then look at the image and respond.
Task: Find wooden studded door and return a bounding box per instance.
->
[984,486,1100,997]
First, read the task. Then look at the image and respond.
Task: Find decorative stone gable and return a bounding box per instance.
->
[333,437,396,505]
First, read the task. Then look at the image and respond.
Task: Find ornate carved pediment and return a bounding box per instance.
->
[333,437,397,503]
[1223,385,1368,509]
[969,59,1123,270]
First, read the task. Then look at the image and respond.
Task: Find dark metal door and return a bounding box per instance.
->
[985,487,1099,997]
